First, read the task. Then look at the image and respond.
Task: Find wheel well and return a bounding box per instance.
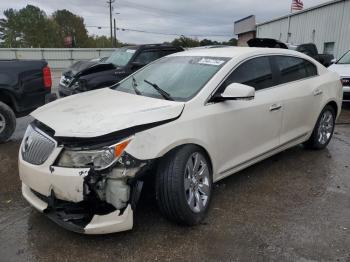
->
[165,143,214,173]
[0,91,14,109]
[326,101,338,116]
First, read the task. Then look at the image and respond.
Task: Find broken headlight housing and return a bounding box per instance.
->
[56,138,132,170]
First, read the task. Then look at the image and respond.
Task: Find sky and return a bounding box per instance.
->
[0,0,331,44]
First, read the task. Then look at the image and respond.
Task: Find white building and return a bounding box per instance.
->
[256,0,350,58]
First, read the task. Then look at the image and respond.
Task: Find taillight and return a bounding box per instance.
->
[43,66,52,90]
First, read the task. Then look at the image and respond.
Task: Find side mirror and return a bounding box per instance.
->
[212,83,255,102]
[331,58,337,64]
[130,61,145,70]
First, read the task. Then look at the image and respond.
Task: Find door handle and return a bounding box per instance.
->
[313,89,323,96]
[269,104,282,112]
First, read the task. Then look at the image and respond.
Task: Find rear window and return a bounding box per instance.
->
[274,56,317,85]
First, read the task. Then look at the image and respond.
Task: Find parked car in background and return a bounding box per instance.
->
[0,60,52,143]
[19,47,342,234]
[248,38,334,67]
[328,50,350,102]
[58,44,183,97]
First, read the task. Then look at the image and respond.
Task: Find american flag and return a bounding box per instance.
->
[291,0,304,11]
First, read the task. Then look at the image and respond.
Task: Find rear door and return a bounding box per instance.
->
[271,55,320,144]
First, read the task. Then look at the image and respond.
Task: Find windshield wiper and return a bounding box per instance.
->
[132,76,142,95]
[144,79,174,101]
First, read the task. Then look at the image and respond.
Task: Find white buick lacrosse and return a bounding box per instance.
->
[19,47,342,234]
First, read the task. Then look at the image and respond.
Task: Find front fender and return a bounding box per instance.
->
[125,120,217,175]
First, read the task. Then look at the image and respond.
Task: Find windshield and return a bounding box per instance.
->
[112,56,229,101]
[105,48,136,67]
[337,51,350,64]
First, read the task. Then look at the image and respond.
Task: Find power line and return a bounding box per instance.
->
[86,25,232,38]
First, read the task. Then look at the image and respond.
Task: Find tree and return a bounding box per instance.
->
[222,38,238,46]
[52,9,89,47]
[200,39,219,46]
[0,5,61,47]
[171,36,237,48]
[0,9,22,47]
[171,36,200,48]
[87,35,122,48]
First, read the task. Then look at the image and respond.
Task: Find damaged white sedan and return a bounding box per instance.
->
[19,47,342,234]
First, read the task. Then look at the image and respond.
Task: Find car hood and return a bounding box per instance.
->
[31,88,185,138]
[65,63,117,79]
[64,60,100,77]
[328,64,350,77]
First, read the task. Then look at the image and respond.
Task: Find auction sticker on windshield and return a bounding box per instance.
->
[126,49,136,53]
[198,58,226,66]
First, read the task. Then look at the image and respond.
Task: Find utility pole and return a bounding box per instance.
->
[114,18,117,47]
[107,0,115,46]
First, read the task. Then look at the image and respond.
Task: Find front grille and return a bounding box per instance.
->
[21,125,56,165]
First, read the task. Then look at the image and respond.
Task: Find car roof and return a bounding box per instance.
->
[123,44,182,50]
[170,46,306,59]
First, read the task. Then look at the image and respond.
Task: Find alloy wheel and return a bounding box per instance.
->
[184,152,210,213]
[0,113,6,134]
[317,110,334,145]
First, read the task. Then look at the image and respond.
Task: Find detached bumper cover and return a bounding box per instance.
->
[22,183,133,234]
[19,149,134,234]
[58,84,75,97]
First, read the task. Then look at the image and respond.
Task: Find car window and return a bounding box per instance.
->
[223,56,275,91]
[274,56,317,84]
[133,50,162,65]
[105,48,136,67]
[337,50,350,64]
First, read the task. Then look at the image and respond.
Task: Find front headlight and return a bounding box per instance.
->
[56,138,132,170]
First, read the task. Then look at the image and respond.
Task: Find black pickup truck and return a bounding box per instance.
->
[0,60,52,143]
[58,44,183,97]
[248,38,334,67]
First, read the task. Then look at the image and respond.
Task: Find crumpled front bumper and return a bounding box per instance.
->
[22,183,133,234]
[58,84,75,97]
[19,150,134,235]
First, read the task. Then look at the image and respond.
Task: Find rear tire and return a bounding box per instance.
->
[0,102,16,143]
[304,105,335,150]
[156,145,213,226]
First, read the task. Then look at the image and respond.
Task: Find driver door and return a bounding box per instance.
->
[209,56,284,180]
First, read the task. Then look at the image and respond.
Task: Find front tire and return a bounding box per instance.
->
[304,105,335,150]
[156,145,212,226]
[0,102,16,143]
